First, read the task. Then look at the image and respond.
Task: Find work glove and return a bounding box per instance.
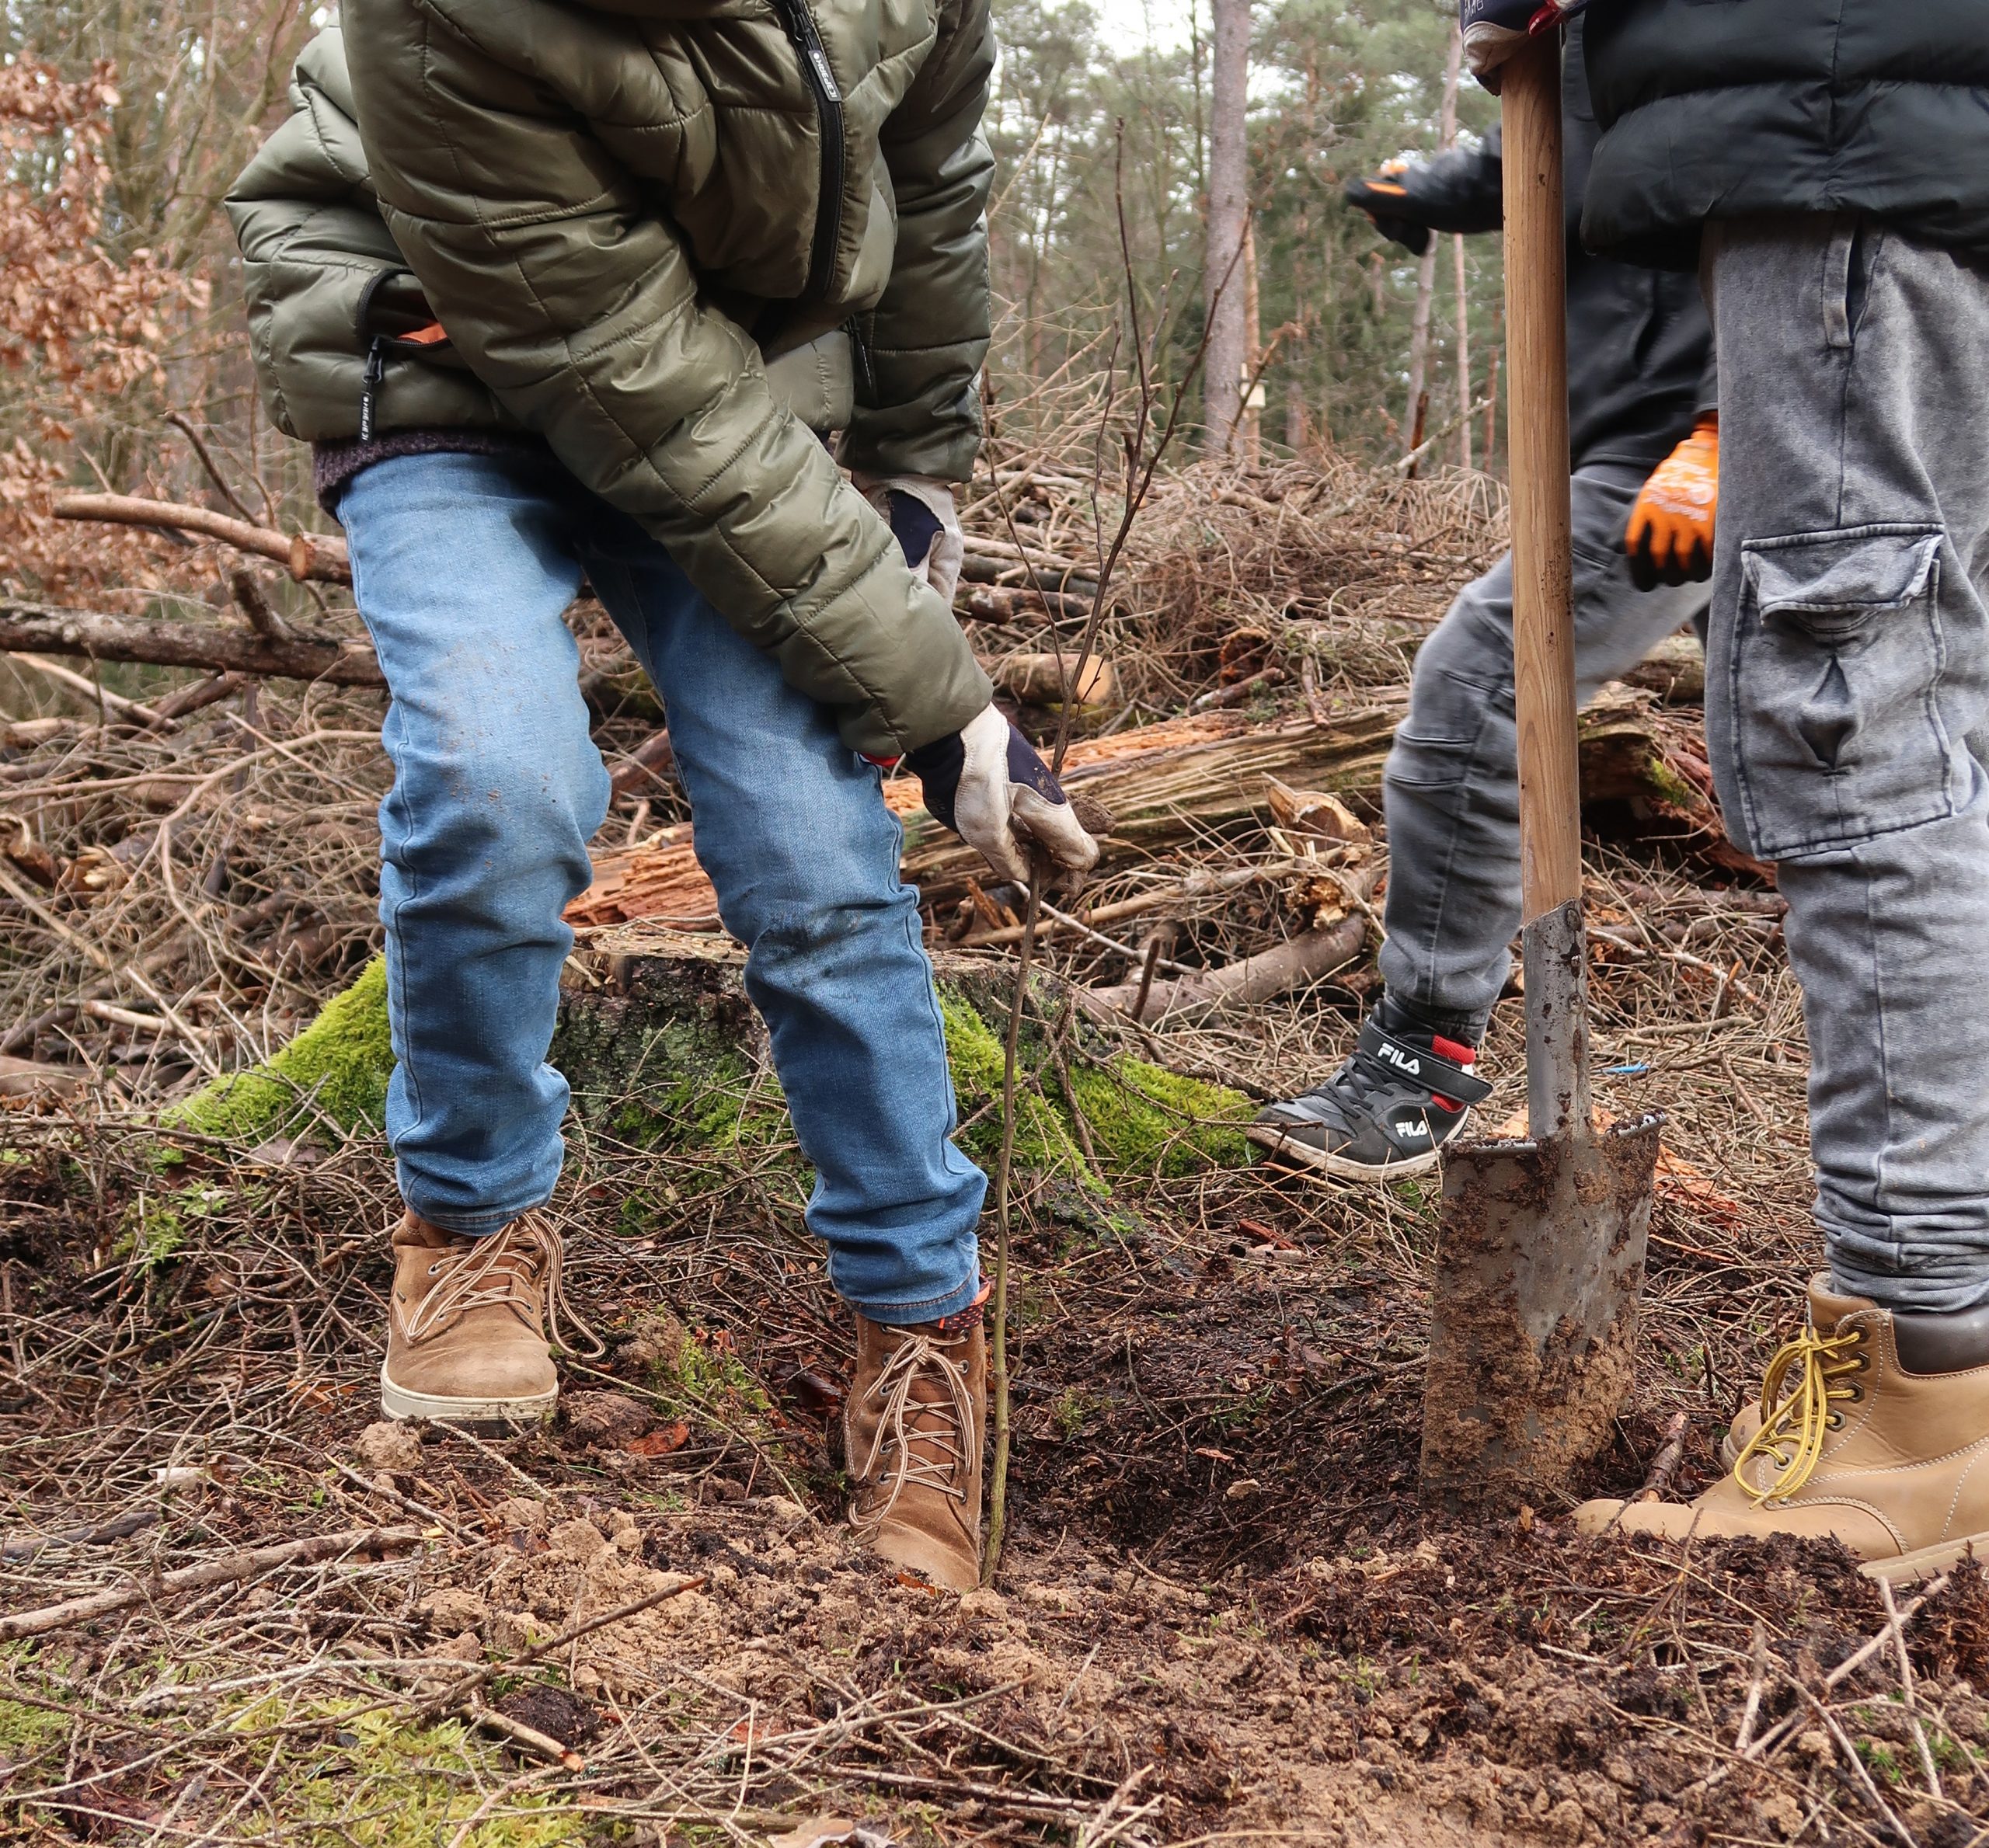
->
[1625,415,1719,591]
[1459,0,1590,89]
[905,705,1101,888]
[855,473,965,608]
[1345,162,1431,256]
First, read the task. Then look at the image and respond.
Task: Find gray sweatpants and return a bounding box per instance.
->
[1377,465,1709,1038]
[1705,218,1989,1314]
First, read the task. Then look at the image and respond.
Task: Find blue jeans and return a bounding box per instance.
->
[338,450,985,1324]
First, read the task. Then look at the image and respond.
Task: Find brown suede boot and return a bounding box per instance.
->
[845,1308,986,1593]
[1577,1276,1989,1582]
[379,1209,594,1423]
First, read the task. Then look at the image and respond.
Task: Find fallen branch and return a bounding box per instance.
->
[0,1524,425,1641]
[607,729,675,800]
[1190,666,1286,712]
[466,1701,586,1772]
[8,653,174,729]
[959,585,1094,624]
[53,492,352,584]
[1632,1411,1690,1502]
[1086,911,1370,1025]
[1393,395,1493,475]
[990,652,1116,706]
[0,601,384,687]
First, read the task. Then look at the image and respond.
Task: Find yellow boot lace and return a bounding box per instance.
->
[1731,1322,1868,1502]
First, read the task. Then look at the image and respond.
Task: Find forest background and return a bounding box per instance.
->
[0,0,1497,609]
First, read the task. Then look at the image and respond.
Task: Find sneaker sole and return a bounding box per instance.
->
[379,1366,556,1425]
[1244,1121,1444,1180]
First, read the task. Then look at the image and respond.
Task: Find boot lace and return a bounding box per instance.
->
[850,1328,971,1533]
[1287,1045,1410,1136]
[1731,1322,1868,1502]
[404,1211,603,1357]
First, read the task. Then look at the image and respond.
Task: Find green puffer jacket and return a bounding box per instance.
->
[226,1,998,757]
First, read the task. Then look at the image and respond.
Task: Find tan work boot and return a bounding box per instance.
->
[1577,1276,1989,1582]
[380,1209,594,1423]
[1719,1399,1764,1470]
[845,1306,986,1593]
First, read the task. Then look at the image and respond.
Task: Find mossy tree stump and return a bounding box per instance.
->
[169,937,1254,1187]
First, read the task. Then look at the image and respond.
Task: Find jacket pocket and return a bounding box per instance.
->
[1729,524,1955,858]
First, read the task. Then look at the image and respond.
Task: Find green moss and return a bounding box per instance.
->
[245,1703,580,1848]
[113,1183,236,1270]
[1066,1056,1252,1176]
[1635,746,1705,812]
[165,958,394,1143]
[0,1695,64,1756]
[937,989,1092,1181]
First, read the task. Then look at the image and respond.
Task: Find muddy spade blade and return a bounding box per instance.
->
[1419,902,1662,1514]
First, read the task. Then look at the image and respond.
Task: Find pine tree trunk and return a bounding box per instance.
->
[1403,243,1437,462]
[1203,0,1250,459]
[1454,235,1473,469]
[1240,215,1262,466]
[1441,23,1470,469]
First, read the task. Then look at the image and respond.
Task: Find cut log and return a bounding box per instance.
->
[990,652,1118,706]
[0,601,384,686]
[54,493,352,585]
[1085,912,1371,1025]
[568,687,1720,930]
[1616,630,1705,705]
[958,585,1094,624]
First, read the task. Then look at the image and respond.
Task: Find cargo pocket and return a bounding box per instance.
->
[1730,524,1954,858]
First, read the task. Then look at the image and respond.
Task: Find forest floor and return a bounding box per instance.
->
[3,440,1987,1847]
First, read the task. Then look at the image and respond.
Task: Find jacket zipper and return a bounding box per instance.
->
[773,0,845,303]
[846,316,876,400]
[360,337,388,442]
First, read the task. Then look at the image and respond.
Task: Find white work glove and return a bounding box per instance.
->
[905,704,1101,887]
[1459,0,1590,89]
[855,472,965,607]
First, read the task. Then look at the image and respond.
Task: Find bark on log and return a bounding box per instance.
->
[0,601,384,686]
[1085,912,1370,1025]
[568,688,1718,929]
[958,584,1094,623]
[54,493,352,584]
[1617,631,1705,705]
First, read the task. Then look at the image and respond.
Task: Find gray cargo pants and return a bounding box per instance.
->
[1377,465,1709,1039]
[1705,218,1989,1314]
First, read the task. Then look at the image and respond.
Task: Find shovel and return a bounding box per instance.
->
[1417,31,1663,1513]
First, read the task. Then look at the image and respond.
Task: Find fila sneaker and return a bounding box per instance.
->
[1247,1014,1491,1178]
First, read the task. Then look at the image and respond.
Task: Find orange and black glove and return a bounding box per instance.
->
[1345,162,1431,257]
[1625,414,1718,591]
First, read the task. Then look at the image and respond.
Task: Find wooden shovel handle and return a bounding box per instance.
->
[1501,35,1580,923]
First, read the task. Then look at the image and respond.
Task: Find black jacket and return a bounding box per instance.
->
[1583,0,1989,272]
[1371,19,1711,472]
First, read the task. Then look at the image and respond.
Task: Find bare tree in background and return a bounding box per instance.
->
[1440,19,1471,468]
[1401,266,1437,465]
[1402,16,1464,465]
[1202,0,1249,459]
